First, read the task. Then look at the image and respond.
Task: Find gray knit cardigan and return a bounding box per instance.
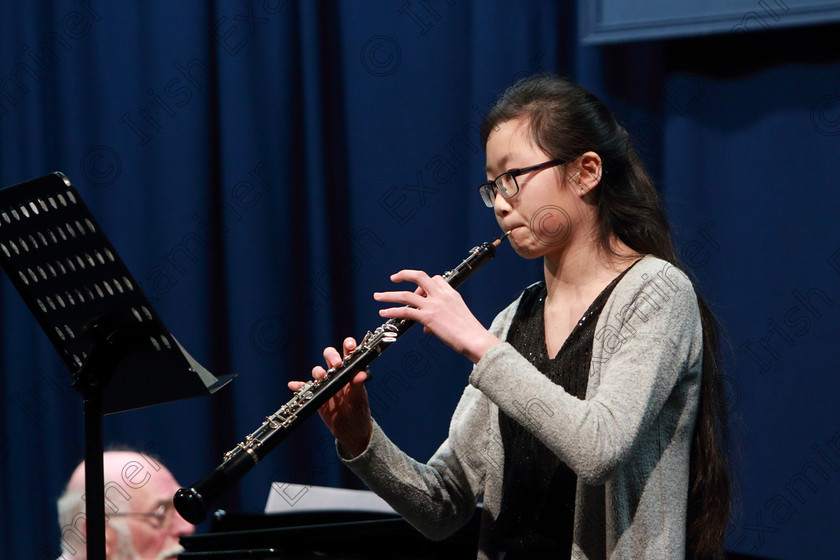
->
[342,255,702,559]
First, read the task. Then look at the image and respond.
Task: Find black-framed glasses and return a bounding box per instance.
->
[478,158,566,208]
[109,503,173,529]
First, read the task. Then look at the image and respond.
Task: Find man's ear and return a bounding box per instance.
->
[572,151,603,197]
[104,522,117,558]
[78,517,117,558]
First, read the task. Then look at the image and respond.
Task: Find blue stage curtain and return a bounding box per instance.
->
[0,2,837,559]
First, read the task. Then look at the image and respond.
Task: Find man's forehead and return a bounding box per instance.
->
[104,463,177,511]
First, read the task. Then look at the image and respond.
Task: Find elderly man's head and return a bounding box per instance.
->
[57,450,194,559]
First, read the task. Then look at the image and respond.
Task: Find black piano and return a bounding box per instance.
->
[178,508,481,559]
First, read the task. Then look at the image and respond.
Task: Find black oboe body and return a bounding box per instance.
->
[174,233,508,524]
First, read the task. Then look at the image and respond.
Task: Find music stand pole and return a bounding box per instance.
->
[74,321,124,560]
[84,394,106,560]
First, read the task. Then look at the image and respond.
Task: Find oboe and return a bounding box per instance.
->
[174,232,509,524]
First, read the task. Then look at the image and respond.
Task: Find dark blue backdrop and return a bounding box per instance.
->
[0,2,838,559]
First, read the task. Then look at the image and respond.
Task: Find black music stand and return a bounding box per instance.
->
[0,172,234,560]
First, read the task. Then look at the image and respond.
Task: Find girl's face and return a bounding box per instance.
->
[485,117,585,260]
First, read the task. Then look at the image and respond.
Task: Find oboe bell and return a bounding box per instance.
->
[174,232,509,525]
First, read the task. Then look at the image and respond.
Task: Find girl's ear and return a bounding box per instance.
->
[571,151,603,197]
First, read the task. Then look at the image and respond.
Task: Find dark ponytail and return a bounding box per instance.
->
[481,74,730,559]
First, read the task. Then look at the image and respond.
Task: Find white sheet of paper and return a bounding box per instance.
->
[265,482,397,514]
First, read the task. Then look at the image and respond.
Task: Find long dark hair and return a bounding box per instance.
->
[481,75,730,559]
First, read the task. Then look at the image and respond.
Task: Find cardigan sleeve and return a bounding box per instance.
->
[339,298,520,540]
[469,258,702,485]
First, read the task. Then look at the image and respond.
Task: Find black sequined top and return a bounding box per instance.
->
[489,267,634,558]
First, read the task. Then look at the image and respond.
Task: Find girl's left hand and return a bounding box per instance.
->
[374,269,500,364]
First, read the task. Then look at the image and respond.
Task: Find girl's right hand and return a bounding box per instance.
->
[288,337,373,457]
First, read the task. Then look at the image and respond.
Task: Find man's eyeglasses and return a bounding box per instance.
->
[478,158,566,208]
[109,503,173,529]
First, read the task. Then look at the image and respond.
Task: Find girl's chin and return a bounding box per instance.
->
[508,235,547,260]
